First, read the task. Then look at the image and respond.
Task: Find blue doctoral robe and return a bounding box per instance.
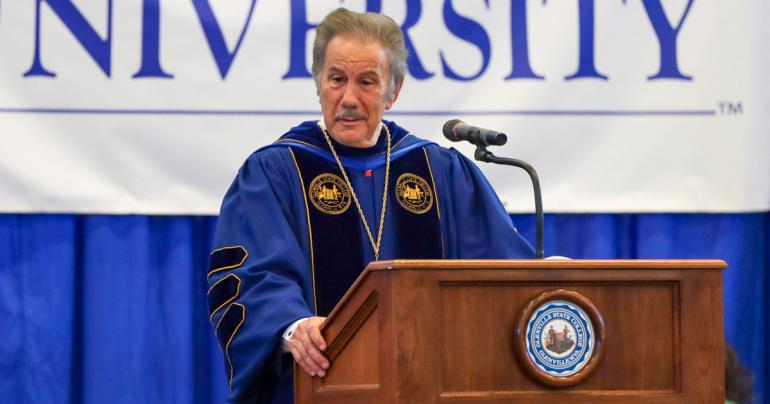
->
[207,120,534,403]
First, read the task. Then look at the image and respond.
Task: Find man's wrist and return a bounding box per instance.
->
[281,317,309,352]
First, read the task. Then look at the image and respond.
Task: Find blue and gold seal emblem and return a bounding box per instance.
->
[395,173,433,214]
[525,300,595,377]
[309,174,351,215]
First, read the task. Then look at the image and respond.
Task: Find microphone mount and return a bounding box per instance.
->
[474,144,545,259]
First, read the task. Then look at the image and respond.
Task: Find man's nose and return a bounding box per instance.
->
[340,84,358,108]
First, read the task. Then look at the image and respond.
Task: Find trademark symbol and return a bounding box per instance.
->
[718,101,743,116]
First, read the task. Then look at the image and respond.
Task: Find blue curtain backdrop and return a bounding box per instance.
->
[1,213,767,403]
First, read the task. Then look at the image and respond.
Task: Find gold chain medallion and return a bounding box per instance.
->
[309,173,351,215]
[321,124,391,260]
[395,173,433,214]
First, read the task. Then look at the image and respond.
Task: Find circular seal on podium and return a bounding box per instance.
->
[515,289,605,387]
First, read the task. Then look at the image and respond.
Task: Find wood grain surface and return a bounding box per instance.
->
[295,260,726,404]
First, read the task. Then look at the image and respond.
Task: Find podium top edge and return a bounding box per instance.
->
[365,259,727,271]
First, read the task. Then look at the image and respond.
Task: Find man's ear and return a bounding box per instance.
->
[385,81,403,110]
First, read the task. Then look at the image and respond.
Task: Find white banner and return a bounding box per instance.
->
[0,0,767,214]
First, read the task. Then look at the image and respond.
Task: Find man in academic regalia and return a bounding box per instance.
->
[206,7,534,403]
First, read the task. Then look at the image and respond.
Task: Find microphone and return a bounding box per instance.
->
[442,119,507,146]
[440,119,545,259]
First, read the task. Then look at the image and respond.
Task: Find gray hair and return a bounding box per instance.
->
[312,8,408,96]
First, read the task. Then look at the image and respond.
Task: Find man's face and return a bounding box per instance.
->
[319,35,401,148]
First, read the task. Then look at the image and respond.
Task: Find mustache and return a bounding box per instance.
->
[335,110,365,121]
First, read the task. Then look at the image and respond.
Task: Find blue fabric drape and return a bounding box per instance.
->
[0,215,227,403]
[1,213,767,403]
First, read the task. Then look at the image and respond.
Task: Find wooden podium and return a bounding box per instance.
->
[295,260,726,403]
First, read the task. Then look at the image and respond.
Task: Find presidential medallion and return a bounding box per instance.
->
[309,174,351,215]
[395,173,433,214]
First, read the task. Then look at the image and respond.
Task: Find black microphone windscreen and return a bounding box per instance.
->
[442,119,462,141]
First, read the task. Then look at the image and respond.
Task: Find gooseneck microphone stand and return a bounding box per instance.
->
[474,145,544,259]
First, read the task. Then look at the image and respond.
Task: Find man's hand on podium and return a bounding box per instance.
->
[287,316,329,377]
